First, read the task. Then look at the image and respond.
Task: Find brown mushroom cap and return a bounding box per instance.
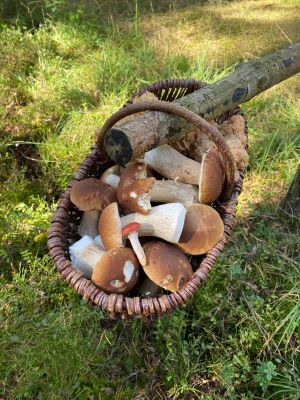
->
[70,178,117,211]
[177,204,224,255]
[91,247,139,294]
[98,202,123,250]
[142,241,193,292]
[117,161,155,215]
[198,148,224,204]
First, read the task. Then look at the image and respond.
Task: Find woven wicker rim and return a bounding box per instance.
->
[47,79,247,321]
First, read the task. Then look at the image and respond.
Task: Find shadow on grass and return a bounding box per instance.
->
[0,0,221,27]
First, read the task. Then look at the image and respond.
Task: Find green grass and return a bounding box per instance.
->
[1,1,300,399]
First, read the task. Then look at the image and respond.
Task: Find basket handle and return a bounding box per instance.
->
[97,100,235,199]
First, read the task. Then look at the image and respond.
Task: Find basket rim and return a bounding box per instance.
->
[47,78,247,320]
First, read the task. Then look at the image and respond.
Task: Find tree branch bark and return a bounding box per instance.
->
[103,42,300,165]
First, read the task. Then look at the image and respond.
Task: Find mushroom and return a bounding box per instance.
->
[144,145,224,204]
[177,204,224,255]
[98,202,124,250]
[103,168,198,207]
[69,235,140,293]
[70,178,117,237]
[122,222,146,267]
[91,246,140,294]
[120,203,186,244]
[117,161,155,215]
[198,148,225,204]
[142,241,193,292]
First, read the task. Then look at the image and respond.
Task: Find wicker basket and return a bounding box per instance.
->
[47,79,247,321]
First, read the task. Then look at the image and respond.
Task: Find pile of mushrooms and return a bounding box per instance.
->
[69,143,226,297]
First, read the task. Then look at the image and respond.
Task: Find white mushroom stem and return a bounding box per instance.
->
[120,203,186,243]
[144,144,201,185]
[101,165,121,188]
[150,180,198,206]
[102,173,120,188]
[101,173,198,206]
[127,231,146,267]
[69,235,104,278]
[78,210,100,238]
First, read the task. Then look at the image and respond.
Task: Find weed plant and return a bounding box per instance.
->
[1,1,300,399]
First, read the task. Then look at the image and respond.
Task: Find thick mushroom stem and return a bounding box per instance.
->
[120,203,186,243]
[150,180,198,206]
[69,235,104,278]
[122,222,146,267]
[78,210,100,237]
[101,173,120,189]
[144,144,201,184]
[101,173,198,206]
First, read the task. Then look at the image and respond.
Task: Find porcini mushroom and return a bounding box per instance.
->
[91,247,139,294]
[70,178,117,237]
[142,241,193,292]
[69,235,139,294]
[102,168,198,206]
[117,161,155,215]
[144,145,225,204]
[122,222,146,267]
[98,202,124,250]
[177,204,224,255]
[198,148,224,204]
[120,203,186,243]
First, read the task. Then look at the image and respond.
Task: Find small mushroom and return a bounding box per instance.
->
[142,241,193,292]
[198,148,224,204]
[120,203,186,244]
[92,247,139,294]
[117,161,155,215]
[70,178,117,237]
[98,202,124,250]
[177,204,224,255]
[122,222,146,267]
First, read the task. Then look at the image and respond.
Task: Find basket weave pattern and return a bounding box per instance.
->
[47,79,247,320]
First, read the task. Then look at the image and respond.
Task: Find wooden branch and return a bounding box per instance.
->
[103,42,300,165]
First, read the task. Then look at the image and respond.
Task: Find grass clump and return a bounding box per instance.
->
[1,1,300,399]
